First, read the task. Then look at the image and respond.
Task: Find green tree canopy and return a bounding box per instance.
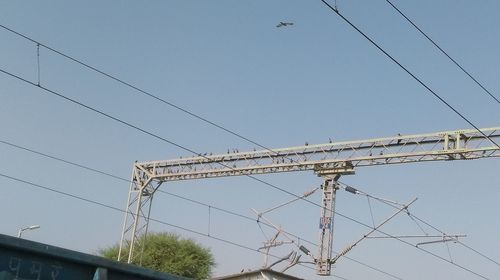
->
[100,232,215,279]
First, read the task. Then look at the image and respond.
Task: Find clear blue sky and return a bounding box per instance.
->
[0,1,499,279]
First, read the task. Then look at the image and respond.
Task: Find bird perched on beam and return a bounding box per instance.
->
[276,21,294,28]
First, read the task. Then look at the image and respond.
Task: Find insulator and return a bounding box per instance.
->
[299,245,310,255]
[330,243,356,265]
[340,244,355,256]
[303,189,316,197]
[345,186,358,194]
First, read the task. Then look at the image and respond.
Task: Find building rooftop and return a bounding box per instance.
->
[212,268,304,280]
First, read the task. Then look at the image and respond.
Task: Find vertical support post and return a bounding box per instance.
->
[315,164,354,276]
[139,191,156,265]
[127,187,146,264]
[316,175,339,276]
[118,164,158,264]
[455,134,461,150]
[118,168,137,262]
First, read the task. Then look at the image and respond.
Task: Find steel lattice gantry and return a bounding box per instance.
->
[118,126,500,275]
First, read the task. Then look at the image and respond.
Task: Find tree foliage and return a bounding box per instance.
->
[100,232,215,279]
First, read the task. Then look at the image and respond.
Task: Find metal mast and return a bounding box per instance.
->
[118,126,500,274]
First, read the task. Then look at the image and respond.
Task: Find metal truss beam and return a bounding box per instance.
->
[137,127,500,181]
[118,126,500,272]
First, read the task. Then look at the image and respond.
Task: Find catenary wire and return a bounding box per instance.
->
[0,67,414,231]
[318,0,500,149]
[0,67,492,279]
[0,22,315,182]
[1,12,496,278]
[0,139,128,183]
[407,203,500,267]
[0,137,404,280]
[0,132,477,273]
[366,196,376,228]
[7,135,494,280]
[36,43,40,86]
[384,0,500,104]
[338,181,500,268]
[0,23,288,155]
[0,66,345,215]
[0,2,497,261]
[161,191,403,280]
[1,22,498,163]
[1,20,498,170]
[0,168,490,280]
[0,172,352,280]
[2,21,499,245]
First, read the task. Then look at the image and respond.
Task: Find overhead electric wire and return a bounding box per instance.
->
[2,19,499,232]
[1,162,491,280]
[384,0,500,105]
[3,11,499,275]
[0,139,128,183]
[0,66,337,215]
[0,23,284,155]
[0,67,377,226]
[2,22,496,170]
[36,43,40,86]
[338,181,500,268]
[0,15,496,280]
[318,0,500,149]
[167,191,403,280]
[0,138,404,280]
[1,22,498,158]
[0,68,492,279]
[405,202,500,267]
[0,172,353,280]
[0,23,314,185]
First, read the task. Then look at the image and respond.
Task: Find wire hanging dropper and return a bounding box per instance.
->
[36,43,41,87]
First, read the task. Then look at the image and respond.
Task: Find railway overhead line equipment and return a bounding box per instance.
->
[118,126,500,275]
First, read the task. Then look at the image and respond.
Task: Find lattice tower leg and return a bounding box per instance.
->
[118,167,159,264]
[316,176,339,275]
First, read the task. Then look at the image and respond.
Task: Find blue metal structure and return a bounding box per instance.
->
[0,233,188,280]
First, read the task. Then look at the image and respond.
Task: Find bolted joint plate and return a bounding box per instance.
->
[314,163,355,178]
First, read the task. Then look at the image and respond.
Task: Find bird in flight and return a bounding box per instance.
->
[276,21,294,28]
